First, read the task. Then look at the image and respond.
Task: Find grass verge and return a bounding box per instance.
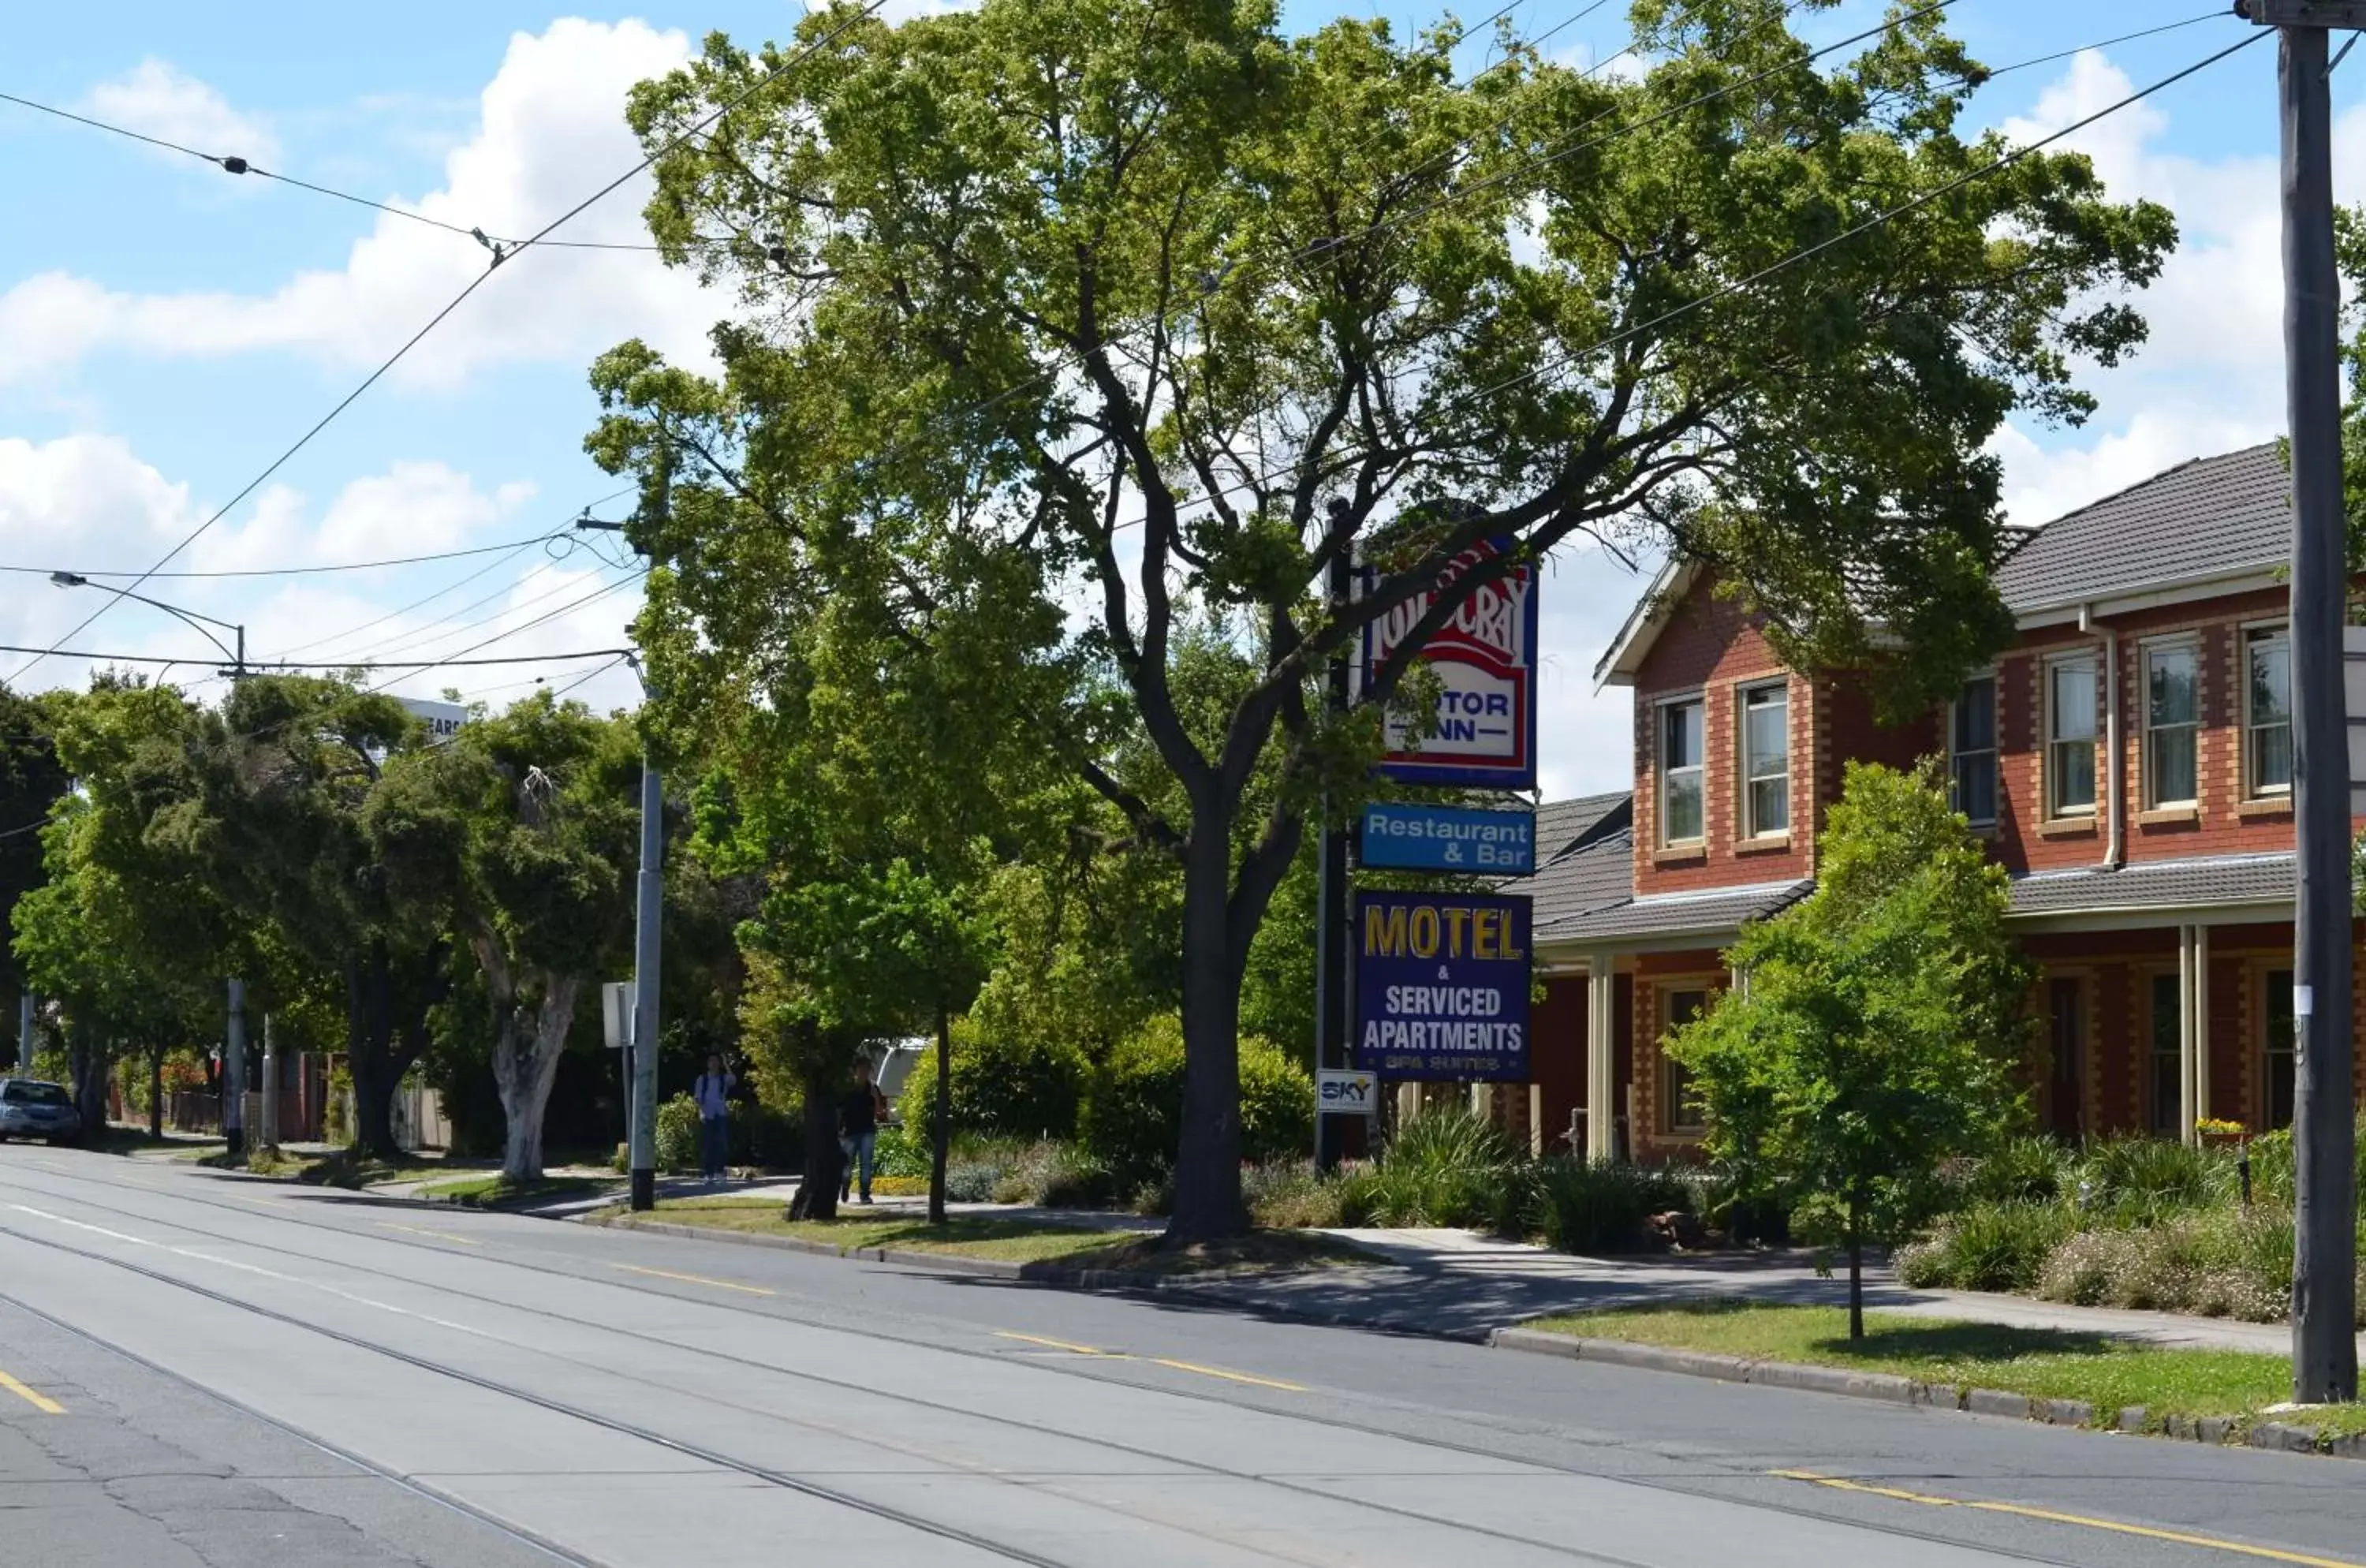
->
[1525,1302,2366,1441]
[605,1202,1368,1275]
[418,1174,613,1208]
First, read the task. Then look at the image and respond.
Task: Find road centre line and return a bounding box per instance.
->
[994,1331,1305,1391]
[0,1366,65,1414]
[1771,1469,2366,1568]
[610,1263,774,1296]
[379,1223,481,1246]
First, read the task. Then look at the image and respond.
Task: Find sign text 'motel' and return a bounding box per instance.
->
[1354,890,1532,1084]
[1355,538,1538,790]
[1359,802,1536,875]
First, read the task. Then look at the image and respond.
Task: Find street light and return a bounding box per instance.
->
[49,572,247,677]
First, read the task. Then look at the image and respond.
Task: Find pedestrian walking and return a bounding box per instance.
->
[692,1052,735,1183]
[838,1059,888,1205]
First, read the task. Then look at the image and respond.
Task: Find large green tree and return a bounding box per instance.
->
[368,693,641,1182]
[592,0,2173,1238]
[0,686,70,1064]
[1668,761,2032,1339]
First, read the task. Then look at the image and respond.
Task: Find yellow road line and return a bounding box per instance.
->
[1147,1357,1308,1393]
[378,1223,480,1246]
[993,1331,1304,1391]
[0,1368,65,1415]
[995,1331,1113,1357]
[610,1263,773,1296]
[1771,1469,2364,1568]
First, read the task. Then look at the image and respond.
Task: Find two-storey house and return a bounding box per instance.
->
[1504,442,2366,1162]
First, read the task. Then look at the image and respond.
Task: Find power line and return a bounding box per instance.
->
[0,90,726,255]
[336,558,643,667]
[3,0,886,690]
[0,643,630,670]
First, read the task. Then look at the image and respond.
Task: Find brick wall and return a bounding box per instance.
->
[1629,950,1724,1162]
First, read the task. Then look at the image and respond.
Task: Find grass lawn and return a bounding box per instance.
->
[607,1202,1369,1275]
[1527,1302,2366,1441]
[417,1173,614,1208]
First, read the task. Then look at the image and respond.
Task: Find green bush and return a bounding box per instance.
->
[872,1124,929,1178]
[729,1101,802,1170]
[1076,1014,1314,1183]
[1533,1158,1694,1254]
[1956,1137,2074,1207]
[655,1094,701,1173]
[1245,1159,1351,1229]
[1347,1109,1518,1230]
[896,1021,1087,1144]
[2074,1137,2227,1225]
[1895,1201,2077,1293]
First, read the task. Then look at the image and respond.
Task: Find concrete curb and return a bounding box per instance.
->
[1487,1328,2366,1461]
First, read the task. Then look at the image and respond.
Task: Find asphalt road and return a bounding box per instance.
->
[0,1146,2361,1568]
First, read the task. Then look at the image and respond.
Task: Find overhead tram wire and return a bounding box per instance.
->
[3,0,888,689]
[1101,20,2267,543]
[333,556,647,669]
[0,643,629,671]
[0,91,725,256]
[0,499,630,580]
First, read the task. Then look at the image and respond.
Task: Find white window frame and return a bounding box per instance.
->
[1658,695,1706,846]
[1948,672,1998,827]
[2244,624,2293,800]
[1738,680,1789,838]
[2140,637,2200,810]
[2045,654,2099,819]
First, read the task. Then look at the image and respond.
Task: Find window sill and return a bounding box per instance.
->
[1733,834,1793,855]
[2036,816,2098,838]
[1653,843,1707,866]
[1657,1129,1706,1144]
[2137,806,2199,827]
[2235,797,2293,819]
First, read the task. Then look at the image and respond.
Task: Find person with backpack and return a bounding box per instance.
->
[692,1053,736,1183]
[838,1059,889,1205]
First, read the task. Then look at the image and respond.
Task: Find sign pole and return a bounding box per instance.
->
[2248,0,2361,1404]
[1315,547,1352,1170]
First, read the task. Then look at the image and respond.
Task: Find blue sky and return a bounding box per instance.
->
[0,2,2344,792]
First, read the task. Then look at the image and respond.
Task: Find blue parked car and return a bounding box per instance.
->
[0,1078,82,1145]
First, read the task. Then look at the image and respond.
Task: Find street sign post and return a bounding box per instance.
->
[1353,890,1532,1083]
[1354,539,1538,789]
[1358,802,1536,875]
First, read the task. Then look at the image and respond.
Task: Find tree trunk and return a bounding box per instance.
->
[792,1054,841,1222]
[1847,1203,1865,1343]
[494,973,582,1184]
[929,1001,950,1225]
[343,946,405,1162]
[67,1023,108,1133]
[1166,833,1247,1244]
[147,1047,163,1141]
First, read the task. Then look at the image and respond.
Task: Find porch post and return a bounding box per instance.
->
[2194,924,2212,1129]
[2180,925,2200,1147]
[1585,952,1616,1162]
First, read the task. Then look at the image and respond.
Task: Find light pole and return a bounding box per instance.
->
[577,515,662,1211]
[48,573,247,678]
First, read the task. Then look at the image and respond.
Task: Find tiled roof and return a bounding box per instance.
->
[1506,827,1636,927]
[2007,853,2295,918]
[1993,442,2289,611]
[1532,791,1632,862]
[1535,878,1812,946]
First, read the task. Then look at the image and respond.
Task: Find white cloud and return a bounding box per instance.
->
[4,20,718,388]
[82,58,282,166]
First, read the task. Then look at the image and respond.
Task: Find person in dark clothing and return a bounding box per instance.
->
[838,1060,888,1204]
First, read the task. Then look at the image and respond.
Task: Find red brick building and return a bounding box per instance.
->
[1507,442,2366,1162]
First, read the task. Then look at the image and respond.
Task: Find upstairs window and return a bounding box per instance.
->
[2247,628,2293,797]
[1741,683,1789,836]
[1950,676,1998,827]
[1660,699,1704,845]
[2047,657,2097,818]
[2144,644,2199,808]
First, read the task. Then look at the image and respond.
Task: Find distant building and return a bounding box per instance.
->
[398,697,466,744]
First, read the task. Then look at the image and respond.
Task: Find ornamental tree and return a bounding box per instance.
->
[590,0,2172,1239]
[1667,761,2033,1339]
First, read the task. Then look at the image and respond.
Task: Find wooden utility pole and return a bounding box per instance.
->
[2247,0,2360,1405]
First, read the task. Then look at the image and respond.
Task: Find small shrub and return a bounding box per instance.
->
[2075,1137,2227,1225]
[1245,1159,1349,1229]
[872,1124,929,1178]
[1533,1158,1694,1255]
[1353,1109,1518,1230]
[944,1157,1005,1204]
[1897,1202,2074,1293]
[1077,1014,1311,1185]
[655,1094,701,1173]
[1957,1136,2074,1207]
[1237,1041,1315,1163]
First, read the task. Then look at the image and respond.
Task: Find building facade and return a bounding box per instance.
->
[1506,442,2366,1162]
